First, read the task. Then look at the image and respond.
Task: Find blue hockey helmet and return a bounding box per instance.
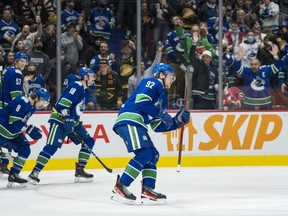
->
[152,63,175,80]
[33,87,50,108]
[14,52,29,62]
[78,67,94,80]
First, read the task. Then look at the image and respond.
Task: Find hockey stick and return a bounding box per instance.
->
[72,132,113,173]
[177,65,193,172]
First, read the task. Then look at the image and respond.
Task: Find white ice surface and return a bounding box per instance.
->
[1,167,288,216]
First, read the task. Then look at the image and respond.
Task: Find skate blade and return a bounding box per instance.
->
[74,176,93,183]
[27,178,39,185]
[110,190,136,205]
[141,197,167,205]
[7,182,27,188]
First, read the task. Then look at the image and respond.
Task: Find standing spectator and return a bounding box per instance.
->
[165,16,186,102]
[150,0,173,44]
[0,88,50,187]
[206,6,230,44]
[118,40,136,103]
[61,0,80,28]
[95,59,122,110]
[89,40,116,72]
[111,63,190,204]
[22,0,56,25]
[27,39,51,84]
[234,44,282,110]
[87,0,116,41]
[41,23,56,60]
[11,17,43,53]
[0,6,20,53]
[191,50,218,110]
[259,0,280,33]
[116,0,136,39]
[28,68,96,184]
[61,21,83,66]
[198,0,217,22]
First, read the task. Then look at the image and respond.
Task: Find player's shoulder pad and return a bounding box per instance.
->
[15,68,23,75]
[20,95,29,103]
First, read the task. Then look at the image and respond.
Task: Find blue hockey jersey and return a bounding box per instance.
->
[50,81,89,124]
[87,7,115,40]
[113,77,178,133]
[0,95,36,139]
[0,67,23,109]
[234,59,282,106]
[0,19,19,44]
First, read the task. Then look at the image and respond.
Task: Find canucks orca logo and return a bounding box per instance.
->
[250,76,265,91]
[76,100,85,116]
[247,51,257,60]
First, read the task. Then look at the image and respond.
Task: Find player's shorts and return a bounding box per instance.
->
[46,122,91,148]
[114,124,154,152]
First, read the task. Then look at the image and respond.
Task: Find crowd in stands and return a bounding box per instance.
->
[0,0,288,110]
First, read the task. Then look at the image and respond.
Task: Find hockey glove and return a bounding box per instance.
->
[157,107,173,129]
[26,125,43,140]
[64,117,74,133]
[174,108,191,128]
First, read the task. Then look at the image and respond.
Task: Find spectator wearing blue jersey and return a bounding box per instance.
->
[28,67,97,184]
[0,88,50,187]
[234,44,282,110]
[111,63,191,205]
[61,0,80,29]
[89,40,116,72]
[259,0,280,33]
[0,6,20,52]
[87,0,116,40]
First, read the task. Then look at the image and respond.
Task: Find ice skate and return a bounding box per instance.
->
[28,169,40,185]
[141,185,167,205]
[0,162,10,178]
[111,175,137,205]
[7,171,27,188]
[74,162,93,183]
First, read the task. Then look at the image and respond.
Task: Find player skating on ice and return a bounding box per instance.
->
[0,87,50,187]
[0,52,29,178]
[111,63,191,204]
[28,67,96,184]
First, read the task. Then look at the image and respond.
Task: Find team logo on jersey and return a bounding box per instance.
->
[250,76,265,91]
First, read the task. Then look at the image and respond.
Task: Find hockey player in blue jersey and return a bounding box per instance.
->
[0,52,29,177]
[28,67,96,184]
[0,52,29,108]
[0,87,50,187]
[110,63,191,204]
